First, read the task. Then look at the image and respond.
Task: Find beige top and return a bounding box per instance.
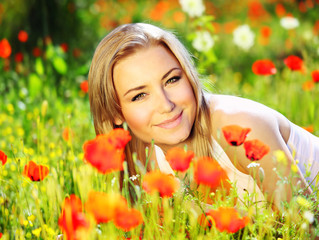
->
[154,138,266,209]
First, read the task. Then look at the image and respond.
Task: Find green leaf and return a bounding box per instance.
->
[28,73,42,98]
[53,56,68,75]
[35,58,44,75]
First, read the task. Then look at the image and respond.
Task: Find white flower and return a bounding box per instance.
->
[179,0,205,18]
[247,162,260,168]
[280,16,300,30]
[233,24,255,51]
[192,31,214,52]
[303,210,314,224]
[129,174,140,181]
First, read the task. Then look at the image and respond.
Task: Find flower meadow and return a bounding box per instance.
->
[1,0,319,239]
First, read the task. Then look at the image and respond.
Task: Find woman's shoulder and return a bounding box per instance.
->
[204,93,290,143]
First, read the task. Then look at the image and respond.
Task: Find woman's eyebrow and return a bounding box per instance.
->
[161,67,180,80]
[124,85,146,97]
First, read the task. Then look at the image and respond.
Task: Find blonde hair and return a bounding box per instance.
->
[88,23,213,179]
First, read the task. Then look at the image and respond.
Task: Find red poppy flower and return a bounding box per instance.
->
[80,80,89,93]
[222,125,251,146]
[205,207,250,233]
[252,59,276,76]
[32,47,42,57]
[85,191,127,224]
[302,125,314,133]
[62,127,74,142]
[284,55,304,71]
[275,3,286,17]
[0,150,7,165]
[60,43,69,52]
[58,195,91,240]
[142,170,180,198]
[0,232,2,238]
[23,161,49,181]
[193,157,231,189]
[114,207,143,232]
[311,70,319,83]
[260,26,271,38]
[106,128,132,149]
[166,147,195,172]
[244,139,270,161]
[14,52,24,62]
[248,1,268,21]
[0,39,12,58]
[18,30,28,42]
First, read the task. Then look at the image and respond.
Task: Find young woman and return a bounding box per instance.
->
[88,23,318,209]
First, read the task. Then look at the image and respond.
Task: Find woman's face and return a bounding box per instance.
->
[113,45,196,147]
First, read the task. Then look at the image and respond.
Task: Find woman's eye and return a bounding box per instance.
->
[131,93,146,102]
[165,76,181,86]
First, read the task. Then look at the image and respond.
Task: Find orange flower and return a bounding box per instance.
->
[80,80,89,93]
[0,232,2,238]
[166,147,194,172]
[222,125,251,146]
[0,150,7,165]
[85,191,127,224]
[302,80,314,91]
[18,30,28,42]
[114,207,143,232]
[150,1,170,21]
[311,70,319,83]
[284,55,304,71]
[302,125,314,133]
[260,26,272,38]
[142,170,180,198]
[0,39,12,58]
[248,1,268,21]
[58,195,91,240]
[62,127,73,142]
[252,59,277,76]
[14,52,24,63]
[193,157,230,189]
[23,161,49,181]
[244,139,270,161]
[205,207,250,233]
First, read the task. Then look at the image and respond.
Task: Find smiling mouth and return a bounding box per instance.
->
[156,111,183,129]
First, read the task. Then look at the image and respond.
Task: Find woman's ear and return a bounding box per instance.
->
[114,116,124,126]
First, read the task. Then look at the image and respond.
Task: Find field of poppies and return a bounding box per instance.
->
[1,0,319,239]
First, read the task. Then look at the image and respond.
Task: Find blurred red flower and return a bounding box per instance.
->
[23,161,49,181]
[222,125,251,146]
[0,39,12,58]
[166,147,194,172]
[314,20,319,35]
[311,70,319,83]
[302,80,314,91]
[0,150,7,165]
[275,3,286,17]
[80,80,89,93]
[142,170,180,198]
[248,1,268,21]
[62,127,74,142]
[114,207,143,232]
[32,47,42,57]
[260,26,272,38]
[302,125,314,133]
[14,52,24,62]
[85,191,127,224]
[83,129,131,174]
[252,59,277,76]
[150,1,170,21]
[193,157,231,189]
[204,207,250,233]
[0,232,2,238]
[18,30,28,42]
[244,139,270,161]
[60,43,69,52]
[58,195,91,240]
[284,55,304,71]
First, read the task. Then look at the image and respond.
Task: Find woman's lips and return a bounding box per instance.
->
[156,111,183,129]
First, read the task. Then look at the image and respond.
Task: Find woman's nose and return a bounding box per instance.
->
[156,89,175,113]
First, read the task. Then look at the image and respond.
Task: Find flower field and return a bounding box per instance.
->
[1,0,319,239]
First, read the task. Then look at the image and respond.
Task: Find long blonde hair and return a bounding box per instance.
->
[88,23,213,179]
